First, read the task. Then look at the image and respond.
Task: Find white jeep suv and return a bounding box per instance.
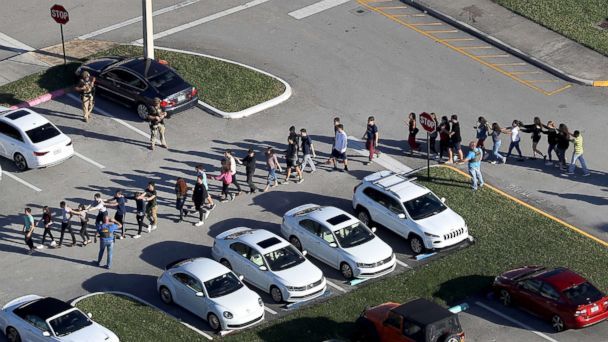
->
[352,170,469,255]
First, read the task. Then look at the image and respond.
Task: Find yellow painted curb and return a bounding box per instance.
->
[440,165,608,248]
[593,80,608,87]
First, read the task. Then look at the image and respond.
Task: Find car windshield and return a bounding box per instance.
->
[264,246,305,271]
[48,309,92,337]
[26,123,61,144]
[333,222,375,248]
[203,272,244,298]
[403,192,447,220]
[147,70,183,92]
[564,282,604,305]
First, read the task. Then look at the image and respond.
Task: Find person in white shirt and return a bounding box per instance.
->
[57,201,76,248]
[86,193,108,228]
[328,124,349,171]
[224,150,243,196]
[503,120,525,161]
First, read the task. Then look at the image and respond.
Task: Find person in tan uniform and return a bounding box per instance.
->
[147,98,168,150]
[75,71,96,122]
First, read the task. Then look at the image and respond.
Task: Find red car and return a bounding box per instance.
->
[493,266,608,332]
[355,298,465,342]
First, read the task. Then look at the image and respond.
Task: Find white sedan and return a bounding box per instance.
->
[157,258,264,332]
[0,109,74,171]
[211,227,326,303]
[0,295,119,342]
[281,204,396,279]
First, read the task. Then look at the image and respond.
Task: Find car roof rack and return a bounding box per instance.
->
[294,206,324,217]
[225,229,255,240]
[373,172,417,190]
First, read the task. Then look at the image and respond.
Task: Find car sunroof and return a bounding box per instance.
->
[327,214,350,225]
[5,110,31,120]
[257,237,281,249]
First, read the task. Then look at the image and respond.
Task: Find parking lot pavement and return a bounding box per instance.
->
[456,295,608,342]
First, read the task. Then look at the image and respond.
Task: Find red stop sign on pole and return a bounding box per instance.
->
[50,4,69,25]
[419,112,436,133]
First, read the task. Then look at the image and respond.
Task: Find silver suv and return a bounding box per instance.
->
[352,170,469,254]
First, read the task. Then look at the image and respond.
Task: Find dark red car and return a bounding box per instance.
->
[493,266,608,332]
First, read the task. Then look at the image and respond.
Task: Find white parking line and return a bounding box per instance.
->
[0,32,35,52]
[288,0,351,20]
[78,0,201,40]
[1,171,42,192]
[133,0,272,44]
[264,306,277,315]
[326,280,347,293]
[74,152,106,169]
[474,301,559,342]
[395,259,410,268]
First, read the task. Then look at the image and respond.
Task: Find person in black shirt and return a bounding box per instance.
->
[284,136,303,184]
[130,192,146,238]
[300,129,317,172]
[542,121,558,165]
[438,116,450,160]
[362,116,379,164]
[556,124,570,170]
[39,206,57,247]
[406,112,420,154]
[192,176,210,227]
[448,114,463,163]
[429,113,439,156]
[240,149,258,193]
[522,117,546,160]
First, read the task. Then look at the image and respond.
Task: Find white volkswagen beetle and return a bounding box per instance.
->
[0,295,119,342]
[281,204,396,279]
[211,227,326,303]
[157,257,264,332]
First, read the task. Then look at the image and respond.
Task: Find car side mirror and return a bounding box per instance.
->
[195,292,205,297]
[441,197,446,203]
[259,265,268,271]
[397,213,406,219]
[371,227,377,233]
[42,331,51,337]
[329,242,337,248]
[87,312,93,319]
[238,275,244,281]
[302,250,308,256]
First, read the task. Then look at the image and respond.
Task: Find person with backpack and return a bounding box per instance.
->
[458,141,484,191]
[300,129,317,172]
[39,206,57,248]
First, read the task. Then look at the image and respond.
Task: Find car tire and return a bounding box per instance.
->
[551,315,565,332]
[340,262,354,280]
[356,207,372,227]
[354,317,379,342]
[159,286,173,305]
[442,334,461,342]
[6,327,21,342]
[207,313,221,332]
[136,103,148,120]
[270,285,283,303]
[219,259,232,270]
[289,236,302,251]
[13,153,28,171]
[409,234,425,255]
[499,289,512,307]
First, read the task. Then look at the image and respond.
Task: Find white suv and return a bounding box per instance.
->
[352,170,469,255]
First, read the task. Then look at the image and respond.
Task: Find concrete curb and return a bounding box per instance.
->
[71,291,214,340]
[6,87,71,111]
[398,0,608,87]
[152,46,292,119]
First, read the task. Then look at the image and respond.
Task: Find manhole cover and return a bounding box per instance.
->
[350,7,369,16]
[598,18,608,30]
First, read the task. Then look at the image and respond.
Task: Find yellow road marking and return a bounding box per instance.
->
[374,6,408,9]
[410,22,444,26]
[366,0,393,2]
[593,80,608,87]
[477,54,510,58]
[526,79,560,83]
[459,46,493,50]
[442,165,608,248]
[393,13,427,17]
[509,71,541,75]
[358,0,571,95]
[546,84,572,95]
[440,38,474,42]
[492,62,526,66]
[424,29,459,33]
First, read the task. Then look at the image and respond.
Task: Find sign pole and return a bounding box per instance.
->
[427,132,431,180]
[142,0,155,60]
[60,24,66,65]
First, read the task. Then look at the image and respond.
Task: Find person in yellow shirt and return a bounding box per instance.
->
[568,130,589,176]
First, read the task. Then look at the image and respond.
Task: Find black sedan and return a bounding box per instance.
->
[76,57,198,119]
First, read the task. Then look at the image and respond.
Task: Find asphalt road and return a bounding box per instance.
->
[1,0,608,340]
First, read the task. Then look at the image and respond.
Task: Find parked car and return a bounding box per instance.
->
[493,266,608,332]
[211,227,326,303]
[352,170,469,255]
[76,57,198,119]
[0,109,74,171]
[281,204,396,279]
[157,257,264,332]
[355,298,465,342]
[0,295,119,342]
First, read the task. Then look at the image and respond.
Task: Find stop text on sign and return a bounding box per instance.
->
[419,112,436,133]
[50,4,69,25]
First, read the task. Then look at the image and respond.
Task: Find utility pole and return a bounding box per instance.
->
[142,0,154,60]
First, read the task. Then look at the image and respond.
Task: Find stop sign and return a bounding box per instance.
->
[419,112,436,133]
[50,4,69,25]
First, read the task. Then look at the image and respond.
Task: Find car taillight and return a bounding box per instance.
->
[160,100,168,107]
[191,87,198,97]
[33,151,48,156]
[575,308,587,317]
[66,140,72,146]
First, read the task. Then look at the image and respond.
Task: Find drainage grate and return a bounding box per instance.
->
[350,7,369,16]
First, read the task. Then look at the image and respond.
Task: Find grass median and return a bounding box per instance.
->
[0,45,285,112]
[225,166,608,341]
[75,293,207,342]
[494,0,608,56]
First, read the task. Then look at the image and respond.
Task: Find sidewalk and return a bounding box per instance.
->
[401,0,608,85]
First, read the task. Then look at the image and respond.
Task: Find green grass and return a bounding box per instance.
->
[224,167,608,342]
[493,0,608,56]
[75,294,207,342]
[0,45,285,112]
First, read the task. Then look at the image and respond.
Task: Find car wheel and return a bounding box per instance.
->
[340,262,354,280]
[136,103,148,120]
[13,153,28,171]
[356,208,372,227]
[270,285,283,303]
[551,315,565,332]
[499,289,512,306]
[354,317,379,342]
[409,234,424,255]
[219,259,232,270]
[6,327,21,342]
[442,334,461,342]
[289,236,302,251]
[207,313,221,332]
[159,286,173,305]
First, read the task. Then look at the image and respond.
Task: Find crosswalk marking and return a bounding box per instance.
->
[289,0,351,20]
